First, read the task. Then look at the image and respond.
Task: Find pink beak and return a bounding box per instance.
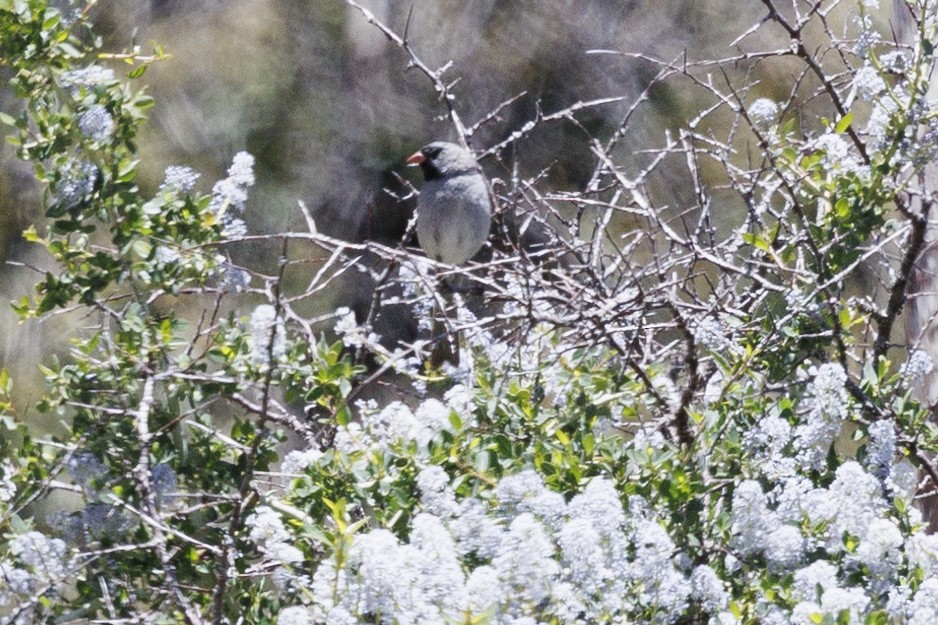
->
[406,151,425,166]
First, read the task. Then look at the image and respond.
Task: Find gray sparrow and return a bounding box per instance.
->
[406,141,492,265]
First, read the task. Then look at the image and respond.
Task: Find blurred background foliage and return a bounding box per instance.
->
[0,0,885,430]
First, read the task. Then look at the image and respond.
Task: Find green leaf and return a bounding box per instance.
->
[10,296,31,318]
[41,10,60,30]
[582,432,595,454]
[834,197,850,219]
[834,112,854,134]
[132,239,152,259]
[21,225,40,242]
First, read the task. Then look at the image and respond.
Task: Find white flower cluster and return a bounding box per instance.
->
[813,132,862,175]
[865,419,896,481]
[280,471,717,625]
[53,159,98,210]
[743,371,854,483]
[78,104,115,143]
[0,462,15,504]
[332,307,380,349]
[60,64,115,93]
[209,151,254,238]
[281,448,324,475]
[728,456,938,621]
[846,46,938,166]
[749,97,779,129]
[743,414,794,479]
[334,399,456,455]
[880,50,910,73]
[904,349,935,383]
[793,363,849,469]
[853,64,886,99]
[854,25,881,58]
[0,531,71,621]
[692,316,735,353]
[66,452,108,492]
[248,304,287,365]
[160,165,200,194]
[247,506,303,565]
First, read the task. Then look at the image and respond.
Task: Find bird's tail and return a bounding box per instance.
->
[428,311,459,369]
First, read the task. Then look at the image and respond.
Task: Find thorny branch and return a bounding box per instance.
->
[28,0,938,619]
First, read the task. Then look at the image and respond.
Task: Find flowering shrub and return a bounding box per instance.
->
[5,1,938,624]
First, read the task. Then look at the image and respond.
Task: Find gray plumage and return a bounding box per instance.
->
[408,142,492,265]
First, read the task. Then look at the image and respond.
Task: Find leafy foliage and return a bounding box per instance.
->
[5,1,938,625]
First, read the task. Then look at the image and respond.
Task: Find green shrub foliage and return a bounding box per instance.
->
[4,1,938,624]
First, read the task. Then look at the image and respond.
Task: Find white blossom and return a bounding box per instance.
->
[855,518,902,586]
[281,448,324,475]
[0,463,16,503]
[690,565,729,612]
[627,519,690,622]
[53,159,98,210]
[492,513,559,608]
[731,480,777,555]
[793,561,839,602]
[853,64,886,99]
[409,514,465,607]
[78,104,114,142]
[496,469,548,511]
[160,165,200,193]
[450,498,504,558]
[567,477,625,534]
[817,462,887,553]
[247,506,302,564]
[887,458,919,502]
[461,565,504,616]
[66,452,108,492]
[333,307,367,348]
[819,587,870,622]
[325,607,359,625]
[749,98,779,129]
[9,531,69,578]
[209,151,255,215]
[865,419,896,481]
[794,363,849,469]
[790,600,823,625]
[417,465,459,521]
[907,532,938,576]
[764,525,804,570]
[692,316,733,351]
[909,578,938,625]
[880,50,910,73]
[248,304,287,364]
[414,399,453,436]
[61,65,115,91]
[744,414,794,479]
[905,350,935,382]
[278,606,315,625]
[813,133,858,173]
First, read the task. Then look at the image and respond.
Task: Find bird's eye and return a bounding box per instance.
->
[424,146,443,159]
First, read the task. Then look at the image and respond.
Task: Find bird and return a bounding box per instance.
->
[406,141,492,367]
[406,141,492,265]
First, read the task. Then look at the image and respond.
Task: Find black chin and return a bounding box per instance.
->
[420,161,442,180]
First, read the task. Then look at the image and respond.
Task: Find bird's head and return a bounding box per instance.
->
[406,141,480,180]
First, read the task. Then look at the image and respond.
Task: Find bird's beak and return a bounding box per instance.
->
[406,151,425,166]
